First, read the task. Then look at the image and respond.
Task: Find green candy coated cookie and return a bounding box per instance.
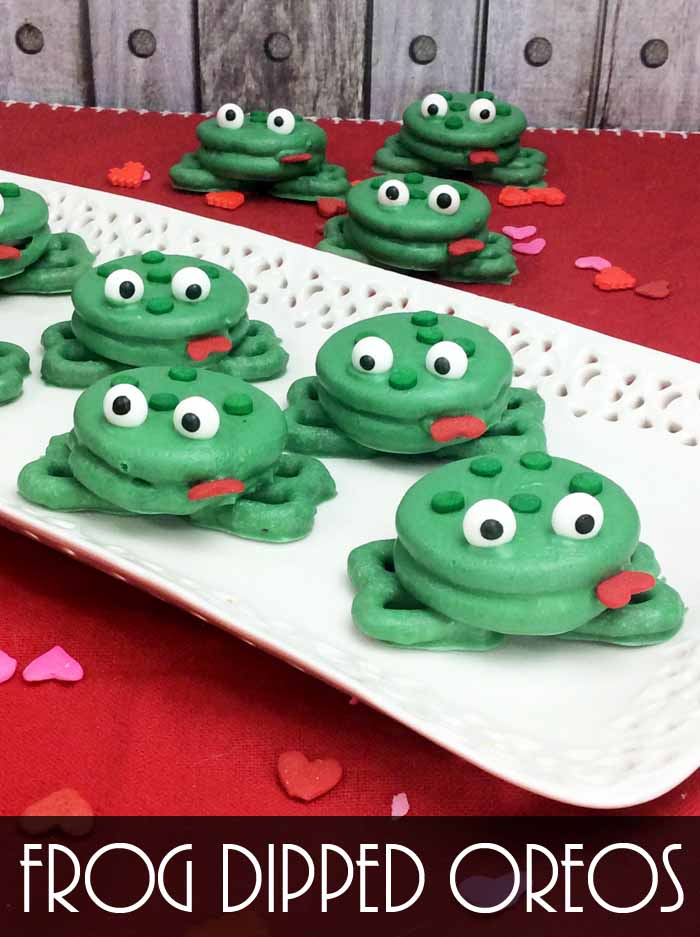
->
[317,172,517,284]
[19,366,335,543]
[349,453,684,650]
[373,91,547,188]
[0,233,94,295]
[0,341,30,404]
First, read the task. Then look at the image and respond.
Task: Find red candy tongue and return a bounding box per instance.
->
[431,415,487,443]
[469,149,500,165]
[186,335,232,361]
[448,237,485,257]
[188,478,245,501]
[596,571,656,609]
[279,152,313,163]
[0,245,21,260]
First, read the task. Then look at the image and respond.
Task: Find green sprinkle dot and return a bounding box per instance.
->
[449,101,467,112]
[409,187,427,199]
[404,172,424,184]
[456,337,476,357]
[141,250,165,265]
[431,490,465,514]
[470,457,502,478]
[199,263,220,279]
[146,297,174,315]
[479,91,495,101]
[509,493,542,514]
[250,110,267,122]
[438,91,454,101]
[370,177,384,190]
[0,182,20,198]
[389,368,418,391]
[569,472,603,496]
[110,374,139,387]
[495,101,512,116]
[147,268,172,284]
[411,311,438,327]
[520,451,552,471]
[453,181,471,199]
[169,366,197,382]
[416,326,444,345]
[149,392,178,411]
[224,393,253,416]
[445,116,463,130]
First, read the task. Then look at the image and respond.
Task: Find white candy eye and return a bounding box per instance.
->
[463,499,516,548]
[421,93,449,118]
[469,98,497,123]
[0,194,4,216]
[425,341,469,379]
[428,184,461,215]
[377,179,410,207]
[171,267,211,303]
[104,269,144,305]
[267,108,295,134]
[216,103,244,129]
[352,336,394,374]
[173,396,220,439]
[103,383,148,428]
[552,493,604,540]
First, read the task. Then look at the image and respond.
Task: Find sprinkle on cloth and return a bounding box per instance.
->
[575,255,612,271]
[502,225,537,240]
[205,190,246,211]
[594,265,637,291]
[635,279,671,299]
[512,237,546,256]
[277,750,343,802]
[0,649,18,684]
[20,788,94,836]
[391,792,410,817]
[107,161,149,189]
[317,197,347,218]
[499,186,566,207]
[22,645,84,683]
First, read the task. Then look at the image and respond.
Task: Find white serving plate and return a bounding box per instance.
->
[1,171,698,809]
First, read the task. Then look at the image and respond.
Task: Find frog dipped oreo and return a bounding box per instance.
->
[285,311,545,460]
[41,252,288,388]
[19,366,335,542]
[349,452,685,651]
[170,103,349,202]
[318,173,517,284]
[0,341,30,404]
[0,182,93,295]
[373,91,546,188]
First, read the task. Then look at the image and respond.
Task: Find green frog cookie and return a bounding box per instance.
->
[285,312,545,459]
[170,104,349,201]
[41,251,288,388]
[318,172,516,284]
[0,341,30,404]
[19,366,335,542]
[350,452,684,650]
[0,182,93,294]
[373,91,546,188]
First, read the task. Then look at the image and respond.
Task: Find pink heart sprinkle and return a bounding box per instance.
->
[142,170,151,182]
[391,792,410,817]
[513,237,546,256]
[0,650,18,684]
[23,646,84,684]
[502,225,537,240]
[575,255,612,271]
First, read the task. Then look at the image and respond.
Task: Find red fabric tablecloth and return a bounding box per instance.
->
[0,103,697,816]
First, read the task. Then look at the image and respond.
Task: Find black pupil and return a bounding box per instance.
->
[575,514,595,535]
[112,395,131,416]
[427,104,438,116]
[119,281,136,299]
[182,413,201,433]
[480,108,491,120]
[274,116,284,127]
[386,185,400,201]
[436,192,452,209]
[480,519,504,541]
[359,355,375,371]
[225,109,236,121]
[434,356,450,375]
[185,283,202,300]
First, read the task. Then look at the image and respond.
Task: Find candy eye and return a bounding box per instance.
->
[463,499,517,548]
[421,93,449,118]
[103,384,148,428]
[425,341,469,379]
[377,179,410,207]
[171,267,211,303]
[552,493,604,540]
[267,108,295,134]
[351,336,394,374]
[428,184,461,215]
[469,98,497,123]
[216,103,244,129]
[173,397,221,439]
[0,194,4,216]
[104,270,144,305]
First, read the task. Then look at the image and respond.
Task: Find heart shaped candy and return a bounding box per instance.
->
[513,237,546,256]
[317,197,347,219]
[575,255,612,271]
[502,225,537,240]
[205,190,245,211]
[277,751,343,802]
[596,571,656,609]
[106,161,147,189]
[0,650,17,684]
[23,645,84,683]
[594,266,637,291]
[635,279,671,299]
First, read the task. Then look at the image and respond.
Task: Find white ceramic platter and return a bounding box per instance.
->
[1,171,698,809]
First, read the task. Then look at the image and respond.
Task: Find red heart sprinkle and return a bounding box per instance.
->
[635,279,671,299]
[205,190,245,211]
[277,751,343,802]
[20,789,94,836]
[596,571,656,609]
[448,238,485,257]
[469,149,499,165]
[0,245,21,260]
[317,197,347,218]
[594,266,637,292]
[186,335,233,361]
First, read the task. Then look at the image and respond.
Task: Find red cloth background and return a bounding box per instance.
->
[0,103,697,816]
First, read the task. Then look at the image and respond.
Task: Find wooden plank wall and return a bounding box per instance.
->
[0,1,698,130]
